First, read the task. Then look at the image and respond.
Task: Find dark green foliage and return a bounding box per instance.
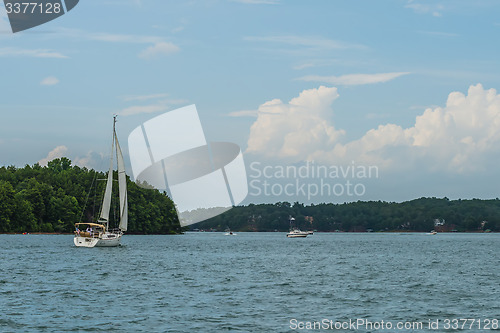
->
[0,159,181,234]
[196,197,500,232]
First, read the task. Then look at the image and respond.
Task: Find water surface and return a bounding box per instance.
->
[1,233,499,332]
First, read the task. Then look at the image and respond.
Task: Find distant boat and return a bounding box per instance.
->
[287,216,308,238]
[426,230,437,235]
[74,116,128,248]
[224,227,237,236]
[286,229,308,238]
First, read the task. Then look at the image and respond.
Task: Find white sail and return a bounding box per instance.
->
[99,135,114,222]
[115,131,128,232]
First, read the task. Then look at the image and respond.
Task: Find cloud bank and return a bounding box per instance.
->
[247,84,500,174]
[246,86,345,160]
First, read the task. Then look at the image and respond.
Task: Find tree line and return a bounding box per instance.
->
[195,198,500,232]
[2,159,499,234]
[0,158,181,234]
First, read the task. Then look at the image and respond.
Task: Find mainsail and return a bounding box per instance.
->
[116,130,128,232]
[98,116,127,231]
[99,133,114,222]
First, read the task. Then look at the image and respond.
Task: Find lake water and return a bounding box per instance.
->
[1,233,499,332]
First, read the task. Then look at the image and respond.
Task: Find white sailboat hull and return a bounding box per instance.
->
[74,236,100,248]
[96,235,121,247]
[74,233,122,248]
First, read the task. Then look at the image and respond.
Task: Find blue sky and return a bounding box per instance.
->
[1,0,500,204]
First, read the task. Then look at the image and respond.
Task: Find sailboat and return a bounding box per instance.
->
[74,116,128,247]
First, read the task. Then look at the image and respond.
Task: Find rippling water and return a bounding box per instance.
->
[1,233,499,332]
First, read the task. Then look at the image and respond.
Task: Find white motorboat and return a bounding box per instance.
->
[286,229,308,238]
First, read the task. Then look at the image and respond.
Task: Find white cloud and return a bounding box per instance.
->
[247,84,500,174]
[244,35,366,50]
[48,29,180,59]
[138,41,180,59]
[405,1,444,17]
[122,93,169,101]
[54,28,168,45]
[74,151,105,169]
[292,59,342,71]
[119,104,169,116]
[171,26,184,33]
[118,95,188,116]
[293,63,314,70]
[246,86,345,159]
[38,146,68,166]
[0,47,68,58]
[40,76,59,86]
[297,72,410,86]
[89,32,162,44]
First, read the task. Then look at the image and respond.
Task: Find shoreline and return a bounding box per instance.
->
[1,231,496,235]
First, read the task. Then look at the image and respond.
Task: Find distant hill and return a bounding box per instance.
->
[194,198,500,232]
[0,158,181,234]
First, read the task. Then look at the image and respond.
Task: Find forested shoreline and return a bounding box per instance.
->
[1,159,500,234]
[196,198,500,232]
[0,158,182,234]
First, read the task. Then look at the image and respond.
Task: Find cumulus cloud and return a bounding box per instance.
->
[40,76,59,86]
[138,41,180,59]
[297,72,410,86]
[329,84,500,173]
[247,84,500,174]
[73,151,105,169]
[246,86,345,159]
[38,146,68,166]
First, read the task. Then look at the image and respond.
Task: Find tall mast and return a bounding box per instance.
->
[115,115,128,232]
